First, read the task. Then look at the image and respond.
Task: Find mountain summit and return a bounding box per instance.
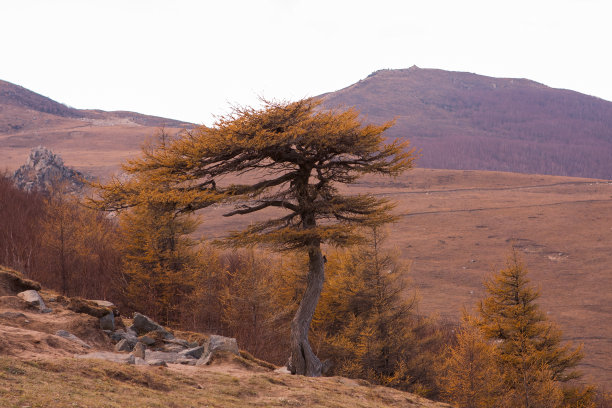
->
[320,67,612,179]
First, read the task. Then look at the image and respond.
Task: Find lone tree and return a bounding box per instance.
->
[95,98,414,376]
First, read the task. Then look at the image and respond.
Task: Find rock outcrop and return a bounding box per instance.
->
[12,146,87,193]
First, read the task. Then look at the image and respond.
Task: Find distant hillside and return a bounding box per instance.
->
[0,79,192,128]
[0,79,193,177]
[320,67,612,179]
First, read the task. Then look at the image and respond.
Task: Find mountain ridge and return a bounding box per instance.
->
[0,79,193,128]
[320,67,612,179]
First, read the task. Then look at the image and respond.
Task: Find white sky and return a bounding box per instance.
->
[1,0,611,125]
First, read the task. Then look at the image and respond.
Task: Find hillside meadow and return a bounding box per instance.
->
[194,168,612,390]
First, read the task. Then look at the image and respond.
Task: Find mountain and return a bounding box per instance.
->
[0,79,193,177]
[320,66,612,179]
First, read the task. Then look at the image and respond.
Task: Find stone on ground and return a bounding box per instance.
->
[179,346,205,359]
[18,290,51,313]
[56,330,91,348]
[99,312,115,331]
[196,335,239,366]
[115,338,133,352]
[131,342,146,359]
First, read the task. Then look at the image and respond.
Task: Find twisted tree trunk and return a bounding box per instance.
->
[288,243,325,376]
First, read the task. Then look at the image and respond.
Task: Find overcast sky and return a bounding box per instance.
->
[2,0,611,125]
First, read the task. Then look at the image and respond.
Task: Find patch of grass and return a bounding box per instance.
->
[240,350,277,370]
[0,356,448,408]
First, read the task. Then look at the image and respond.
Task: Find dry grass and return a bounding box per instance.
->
[195,168,612,389]
[0,356,450,408]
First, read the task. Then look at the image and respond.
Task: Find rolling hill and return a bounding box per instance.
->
[320,66,612,179]
[0,79,192,177]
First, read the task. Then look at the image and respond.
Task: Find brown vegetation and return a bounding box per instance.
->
[0,176,122,300]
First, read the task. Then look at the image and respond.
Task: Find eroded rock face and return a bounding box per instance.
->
[12,146,86,193]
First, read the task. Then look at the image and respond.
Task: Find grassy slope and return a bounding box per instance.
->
[0,357,449,408]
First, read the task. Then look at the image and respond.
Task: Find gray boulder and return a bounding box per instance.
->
[131,312,163,334]
[207,335,239,355]
[138,335,156,346]
[145,351,180,364]
[99,312,115,331]
[179,346,205,360]
[147,359,167,367]
[55,330,91,349]
[131,342,146,359]
[131,313,173,339]
[76,352,136,364]
[110,329,138,347]
[17,290,51,312]
[196,335,239,366]
[115,338,133,352]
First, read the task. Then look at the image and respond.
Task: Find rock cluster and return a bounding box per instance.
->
[85,312,240,367]
[3,267,241,369]
[12,146,86,193]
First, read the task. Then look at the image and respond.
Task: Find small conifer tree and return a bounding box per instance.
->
[119,203,200,326]
[478,250,583,407]
[437,316,504,408]
[313,227,446,394]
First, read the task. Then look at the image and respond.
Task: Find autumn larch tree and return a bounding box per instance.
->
[478,250,584,407]
[437,316,504,408]
[313,227,419,388]
[94,98,414,376]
